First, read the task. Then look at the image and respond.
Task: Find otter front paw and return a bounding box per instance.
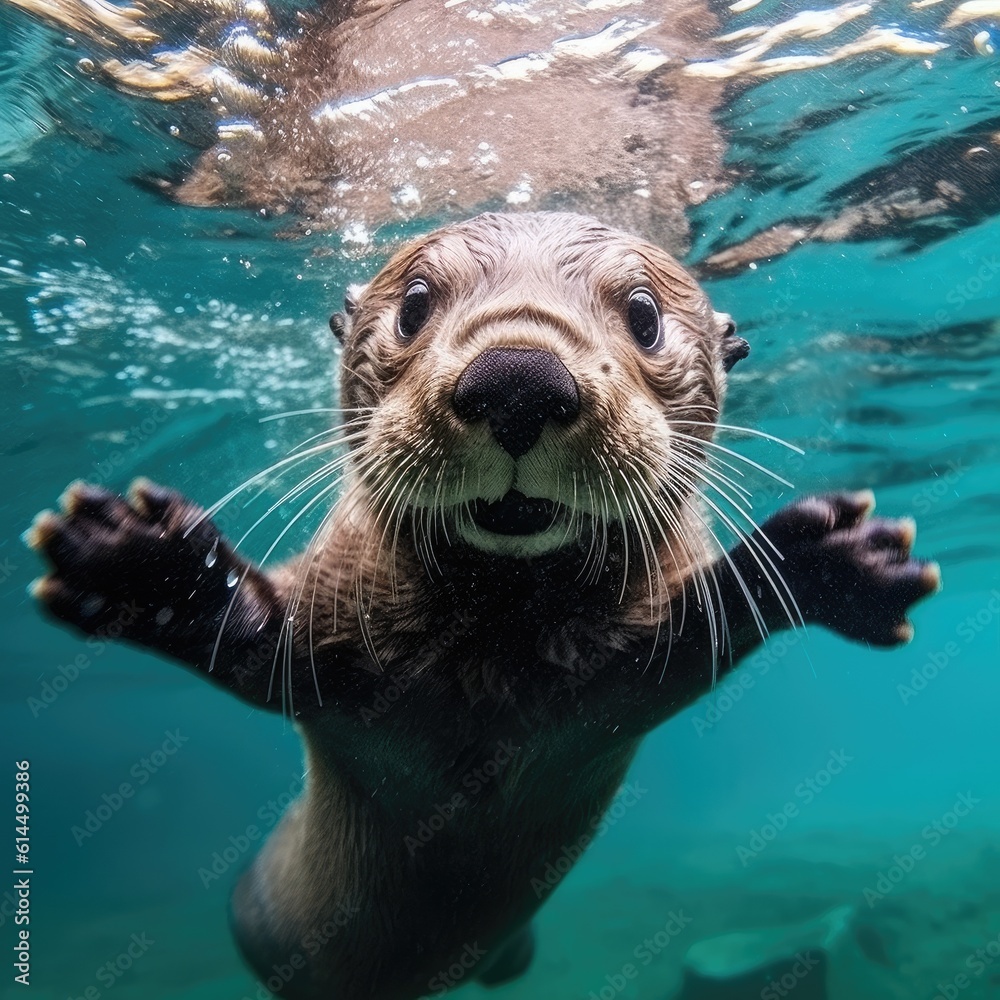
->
[25,479,262,655]
[759,490,940,647]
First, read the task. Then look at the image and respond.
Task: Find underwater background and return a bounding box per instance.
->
[1,1,999,997]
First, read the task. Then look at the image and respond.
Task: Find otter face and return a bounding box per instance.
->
[338,212,745,569]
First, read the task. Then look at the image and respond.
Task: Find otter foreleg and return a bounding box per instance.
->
[26,479,288,709]
[624,491,940,732]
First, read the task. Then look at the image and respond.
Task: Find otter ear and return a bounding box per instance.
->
[329,283,369,343]
[328,312,348,342]
[716,312,750,372]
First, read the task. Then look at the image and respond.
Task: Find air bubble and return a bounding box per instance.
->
[226,569,240,587]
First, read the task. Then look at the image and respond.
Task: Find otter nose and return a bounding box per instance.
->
[453,348,580,459]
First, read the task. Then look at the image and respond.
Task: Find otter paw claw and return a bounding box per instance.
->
[766,491,940,648]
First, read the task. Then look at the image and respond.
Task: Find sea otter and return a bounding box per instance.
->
[26,212,939,1000]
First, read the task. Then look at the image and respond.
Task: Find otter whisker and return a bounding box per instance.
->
[392,464,432,588]
[575,472,600,586]
[635,468,718,656]
[688,476,802,633]
[353,572,383,673]
[673,489,767,645]
[669,430,795,489]
[208,452,368,681]
[677,452,756,506]
[285,599,295,721]
[238,429,369,511]
[596,475,611,588]
[557,470,581,551]
[624,463,691,630]
[647,476,724,680]
[377,447,427,579]
[207,567,249,676]
[387,465,427,598]
[636,483,714,680]
[263,476,358,707]
[623,484,668,675]
[274,453,374,688]
[626,477,681,675]
[670,420,805,454]
[235,451,360,551]
[339,360,381,400]
[672,448,792,568]
[656,471,773,658]
[615,459,665,619]
[259,406,375,423]
[365,445,426,600]
[392,446,438,580]
[188,433,363,537]
[301,487,359,692]
[410,469,441,579]
[593,450,631,603]
[284,425,369,458]
[432,453,452,549]
[702,452,751,487]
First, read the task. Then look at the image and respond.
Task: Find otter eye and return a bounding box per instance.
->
[627,288,662,350]
[397,279,431,339]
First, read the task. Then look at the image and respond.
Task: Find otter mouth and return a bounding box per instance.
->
[470,490,559,536]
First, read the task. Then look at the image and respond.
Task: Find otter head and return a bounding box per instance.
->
[334,212,746,580]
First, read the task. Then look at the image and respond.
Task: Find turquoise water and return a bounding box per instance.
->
[1,5,999,999]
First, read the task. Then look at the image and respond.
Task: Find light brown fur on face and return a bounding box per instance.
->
[316,213,732,628]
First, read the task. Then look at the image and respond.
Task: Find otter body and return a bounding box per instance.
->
[28,213,939,999]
